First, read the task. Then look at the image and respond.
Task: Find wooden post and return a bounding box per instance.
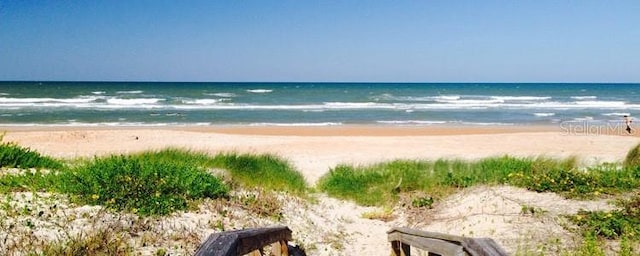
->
[280,240,289,256]
[391,241,411,256]
[270,240,289,256]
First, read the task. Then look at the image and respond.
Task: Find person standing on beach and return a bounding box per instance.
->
[624,115,633,134]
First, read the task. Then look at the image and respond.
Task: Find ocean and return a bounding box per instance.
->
[0,82,638,127]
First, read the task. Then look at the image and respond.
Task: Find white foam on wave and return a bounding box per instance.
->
[206,92,237,97]
[116,90,143,94]
[376,120,447,125]
[534,113,556,117]
[573,101,626,107]
[602,112,630,117]
[435,98,505,104]
[0,93,9,96]
[248,122,342,127]
[453,121,514,126]
[182,99,226,105]
[246,89,273,93]
[0,96,99,104]
[492,96,551,101]
[106,98,163,105]
[324,102,386,107]
[434,95,461,101]
[91,91,106,95]
[571,96,597,100]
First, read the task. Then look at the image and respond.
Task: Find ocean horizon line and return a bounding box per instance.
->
[1,80,639,85]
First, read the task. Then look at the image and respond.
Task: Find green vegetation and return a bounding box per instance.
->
[4,140,640,255]
[0,147,306,216]
[38,228,132,256]
[318,156,584,206]
[509,164,640,197]
[0,134,62,169]
[571,194,640,240]
[318,156,640,207]
[58,151,229,216]
[212,153,307,195]
[0,169,56,193]
[624,143,640,168]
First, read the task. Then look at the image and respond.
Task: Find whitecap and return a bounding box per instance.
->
[0,97,99,104]
[206,92,237,97]
[182,99,223,105]
[492,96,551,101]
[246,89,273,93]
[574,101,626,107]
[107,98,162,105]
[534,113,556,117]
[116,90,143,94]
[376,120,447,125]
[602,112,630,116]
[571,96,597,100]
[248,122,342,127]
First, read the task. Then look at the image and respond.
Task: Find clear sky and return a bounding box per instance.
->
[1,1,639,82]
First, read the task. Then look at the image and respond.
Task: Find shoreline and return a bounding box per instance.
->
[0,123,595,136]
[0,123,636,137]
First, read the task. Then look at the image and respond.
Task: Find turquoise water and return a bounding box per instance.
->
[0,82,638,126]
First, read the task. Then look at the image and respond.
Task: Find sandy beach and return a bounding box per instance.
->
[2,125,639,184]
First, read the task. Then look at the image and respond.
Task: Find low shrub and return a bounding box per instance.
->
[58,151,229,216]
[508,164,640,198]
[571,194,640,240]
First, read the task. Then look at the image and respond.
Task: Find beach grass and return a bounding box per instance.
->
[0,148,307,216]
[211,152,307,196]
[58,151,229,216]
[317,156,640,207]
[624,142,640,168]
[0,134,63,170]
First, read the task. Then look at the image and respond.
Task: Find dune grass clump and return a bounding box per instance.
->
[317,155,640,207]
[212,153,307,196]
[58,150,229,216]
[0,136,62,169]
[624,143,640,168]
[317,160,432,206]
[0,170,57,193]
[38,228,133,256]
[317,156,568,206]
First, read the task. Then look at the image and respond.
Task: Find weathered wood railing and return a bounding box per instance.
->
[194,226,296,256]
[388,227,508,256]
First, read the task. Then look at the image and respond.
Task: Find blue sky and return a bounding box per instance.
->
[1,1,639,82]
